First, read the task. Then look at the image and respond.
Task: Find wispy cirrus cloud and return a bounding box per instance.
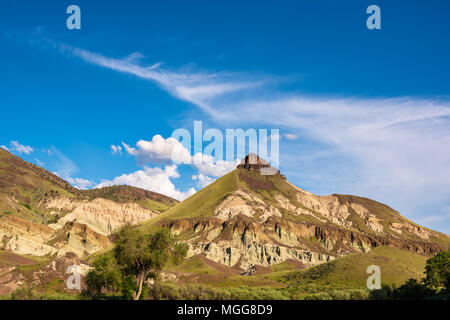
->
[36,42,450,232]
[67,46,263,118]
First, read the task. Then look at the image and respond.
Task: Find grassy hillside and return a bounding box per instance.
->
[153,246,430,300]
[139,167,447,241]
[139,168,317,231]
[0,149,178,224]
[82,185,177,212]
[167,246,427,289]
[0,149,77,223]
[140,169,240,231]
[277,246,427,289]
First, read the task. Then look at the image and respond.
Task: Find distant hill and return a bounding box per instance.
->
[1,150,449,299]
[0,149,178,260]
[141,153,449,273]
[0,148,178,223]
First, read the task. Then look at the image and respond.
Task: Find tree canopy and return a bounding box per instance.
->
[423,250,449,292]
[85,225,187,300]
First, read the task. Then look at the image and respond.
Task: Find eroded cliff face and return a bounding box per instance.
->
[0,196,159,258]
[0,215,111,257]
[160,186,446,272]
[0,215,56,256]
[164,214,336,271]
[49,221,111,257]
[45,197,158,235]
[1,150,448,277]
[0,150,178,261]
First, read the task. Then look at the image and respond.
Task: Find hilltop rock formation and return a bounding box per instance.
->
[154,154,449,273]
[1,150,449,281]
[237,153,285,178]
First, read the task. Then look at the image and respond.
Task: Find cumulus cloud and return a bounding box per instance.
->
[52,44,450,231]
[192,174,215,188]
[96,165,195,201]
[0,145,9,151]
[122,135,192,165]
[121,135,239,177]
[192,153,239,177]
[110,145,122,155]
[10,141,33,154]
[112,136,238,198]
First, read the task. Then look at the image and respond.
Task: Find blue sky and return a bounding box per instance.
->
[1,1,450,233]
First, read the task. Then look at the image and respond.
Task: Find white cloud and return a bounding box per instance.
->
[0,145,9,151]
[67,177,94,190]
[110,145,122,155]
[107,134,240,200]
[62,45,264,118]
[10,141,33,154]
[218,96,450,226]
[192,153,239,177]
[164,164,180,178]
[55,44,450,232]
[121,136,239,177]
[192,174,215,188]
[110,137,238,198]
[283,133,298,140]
[122,135,192,165]
[96,165,195,201]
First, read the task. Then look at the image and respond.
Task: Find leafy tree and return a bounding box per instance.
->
[423,250,450,292]
[369,250,450,300]
[85,253,123,297]
[392,279,435,299]
[85,225,187,300]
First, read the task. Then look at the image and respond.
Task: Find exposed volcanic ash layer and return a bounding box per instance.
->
[153,154,449,273]
[0,150,449,296]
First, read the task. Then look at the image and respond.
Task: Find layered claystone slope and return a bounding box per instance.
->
[1,149,449,282]
[0,149,178,257]
[142,154,449,272]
